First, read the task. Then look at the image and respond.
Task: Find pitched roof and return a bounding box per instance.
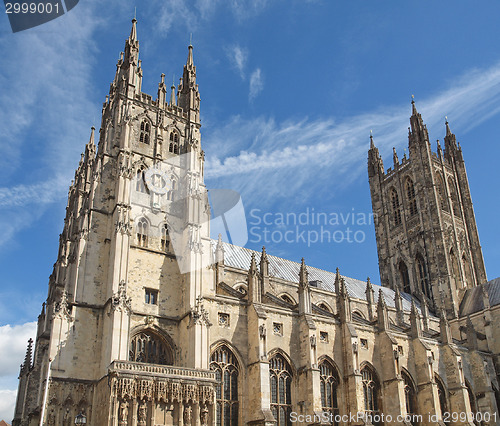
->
[217,241,422,313]
[459,277,500,316]
[0,420,12,426]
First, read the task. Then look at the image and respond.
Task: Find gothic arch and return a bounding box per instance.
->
[449,248,463,289]
[435,374,449,417]
[233,282,248,296]
[436,171,449,212]
[129,325,176,365]
[448,177,461,217]
[268,351,294,426]
[317,355,342,379]
[405,177,418,217]
[398,259,411,293]
[267,348,296,377]
[360,363,382,421]
[352,309,366,320]
[415,253,431,300]
[317,301,333,313]
[401,369,418,418]
[318,357,340,419]
[461,253,474,288]
[390,187,402,226]
[279,293,296,305]
[210,340,246,370]
[210,343,241,426]
[465,379,477,416]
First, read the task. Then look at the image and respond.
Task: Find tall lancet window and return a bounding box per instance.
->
[399,261,411,293]
[448,177,461,217]
[361,365,381,425]
[319,359,339,424]
[462,254,473,288]
[406,178,418,216]
[416,254,431,300]
[391,188,402,226]
[169,131,179,154]
[435,375,448,419]
[436,173,449,212]
[137,218,148,247]
[210,345,239,426]
[140,120,150,144]
[161,224,170,252]
[269,354,292,426]
[402,371,417,423]
[136,168,147,193]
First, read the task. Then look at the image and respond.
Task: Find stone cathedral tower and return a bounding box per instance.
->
[368,100,487,317]
[13,20,217,425]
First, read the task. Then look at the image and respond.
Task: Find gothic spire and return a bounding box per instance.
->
[158,73,167,105]
[170,77,177,106]
[129,17,137,43]
[409,96,429,144]
[299,258,308,287]
[392,147,399,167]
[367,132,384,178]
[21,338,33,373]
[178,43,200,123]
[370,130,375,149]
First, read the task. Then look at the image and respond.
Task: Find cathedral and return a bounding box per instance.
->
[12,19,500,426]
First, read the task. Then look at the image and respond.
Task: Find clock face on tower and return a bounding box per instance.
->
[144,167,170,195]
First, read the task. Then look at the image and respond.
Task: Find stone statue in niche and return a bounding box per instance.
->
[200,406,209,426]
[138,402,147,425]
[119,401,128,424]
[183,405,192,425]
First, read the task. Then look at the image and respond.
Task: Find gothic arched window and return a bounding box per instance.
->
[416,254,431,300]
[449,249,462,289]
[406,178,418,216]
[448,177,461,217]
[319,359,339,423]
[161,224,170,252]
[436,173,449,212]
[140,120,150,144]
[129,330,172,365]
[269,354,292,426]
[136,168,147,193]
[402,371,417,422]
[168,179,177,201]
[435,375,448,419]
[391,188,402,226]
[361,365,381,423]
[169,131,179,154]
[280,294,295,305]
[210,345,239,426]
[399,261,411,293]
[318,303,331,313]
[462,254,473,288]
[137,218,148,247]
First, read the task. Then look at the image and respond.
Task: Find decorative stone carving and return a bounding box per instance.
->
[112,281,132,313]
[200,405,209,426]
[119,401,128,425]
[259,324,266,339]
[137,401,147,425]
[189,296,212,327]
[310,335,317,348]
[183,405,192,425]
[54,291,72,320]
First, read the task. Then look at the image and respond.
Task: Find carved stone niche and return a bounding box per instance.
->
[137,400,147,426]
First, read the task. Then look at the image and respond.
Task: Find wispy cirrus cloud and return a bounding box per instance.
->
[249,68,264,100]
[226,44,248,80]
[205,61,500,206]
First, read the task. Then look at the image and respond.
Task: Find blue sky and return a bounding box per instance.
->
[1,0,500,420]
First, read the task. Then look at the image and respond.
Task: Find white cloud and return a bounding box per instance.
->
[205,61,500,206]
[226,45,248,80]
[0,322,37,378]
[249,68,264,100]
[0,322,37,423]
[0,389,17,423]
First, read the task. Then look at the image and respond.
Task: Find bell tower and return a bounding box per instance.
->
[368,100,487,318]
